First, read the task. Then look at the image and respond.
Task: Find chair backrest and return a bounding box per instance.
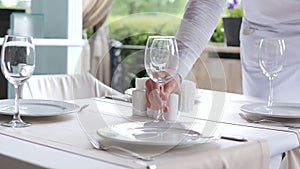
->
[20,73,120,100]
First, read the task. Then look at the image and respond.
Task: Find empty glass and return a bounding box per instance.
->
[144,36,179,121]
[258,38,286,108]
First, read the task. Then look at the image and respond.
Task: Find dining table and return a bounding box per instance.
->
[0,89,299,169]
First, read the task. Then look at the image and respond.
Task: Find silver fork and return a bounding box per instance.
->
[239,113,300,129]
[88,135,153,161]
[76,105,153,161]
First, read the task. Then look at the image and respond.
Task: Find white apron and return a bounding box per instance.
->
[240,0,300,103]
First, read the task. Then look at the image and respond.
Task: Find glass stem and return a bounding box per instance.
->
[13,84,21,121]
[156,82,166,121]
[267,76,274,107]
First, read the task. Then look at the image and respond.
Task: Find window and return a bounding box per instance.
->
[107,0,187,46]
[106,0,187,92]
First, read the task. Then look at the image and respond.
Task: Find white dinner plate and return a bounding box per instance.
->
[97,122,217,147]
[240,103,300,119]
[0,99,80,117]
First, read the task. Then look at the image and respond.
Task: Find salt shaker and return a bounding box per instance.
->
[135,77,149,90]
[165,93,179,121]
[132,89,147,116]
[131,77,149,116]
[179,80,196,113]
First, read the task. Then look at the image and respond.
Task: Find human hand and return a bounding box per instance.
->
[145,74,181,112]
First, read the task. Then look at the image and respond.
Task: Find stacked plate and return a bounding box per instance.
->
[97,122,217,147]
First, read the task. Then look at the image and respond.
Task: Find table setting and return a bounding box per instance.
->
[180,38,300,142]
[0,35,299,169]
[74,35,272,168]
[76,97,272,169]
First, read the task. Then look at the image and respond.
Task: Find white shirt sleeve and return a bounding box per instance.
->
[176,0,226,79]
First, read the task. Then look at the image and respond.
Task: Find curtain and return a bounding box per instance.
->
[79,30,91,73]
[89,24,111,86]
[81,0,114,85]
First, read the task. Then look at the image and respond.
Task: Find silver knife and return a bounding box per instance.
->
[104,95,132,103]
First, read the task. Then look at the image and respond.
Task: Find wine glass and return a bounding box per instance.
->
[1,35,36,127]
[144,36,179,121]
[258,38,286,108]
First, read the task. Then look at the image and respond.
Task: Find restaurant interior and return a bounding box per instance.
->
[0,0,299,169]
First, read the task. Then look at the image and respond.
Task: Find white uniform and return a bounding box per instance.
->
[240,0,300,102]
[177,0,300,103]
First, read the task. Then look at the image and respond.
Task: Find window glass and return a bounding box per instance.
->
[107,0,187,46]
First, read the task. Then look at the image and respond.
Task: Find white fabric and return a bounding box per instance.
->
[240,20,300,103]
[240,0,300,102]
[89,25,111,85]
[176,0,226,79]
[0,96,273,169]
[80,30,91,72]
[177,0,300,102]
[83,0,113,29]
[185,89,300,169]
[20,73,121,100]
[241,0,300,26]
[240,0,300,101]
[82,0,113,85]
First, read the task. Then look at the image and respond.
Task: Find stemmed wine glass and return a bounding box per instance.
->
[258,38,286,108]
[144,36,179,122]
[1,35,36,127]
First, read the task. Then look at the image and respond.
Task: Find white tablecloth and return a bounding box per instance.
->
[0,90,298,169]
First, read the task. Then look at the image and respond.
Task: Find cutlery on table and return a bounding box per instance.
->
[76,105,152,161]
[220,135,248,142]
[88,135,153,161]
[239,113,300,129]
[104,95,132,103]
[78,104,90,112]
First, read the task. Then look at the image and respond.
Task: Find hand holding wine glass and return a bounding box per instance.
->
[258,38,286,108]
[1,35,36,127]
[144,36,179,122]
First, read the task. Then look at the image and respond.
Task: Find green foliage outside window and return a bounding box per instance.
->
[107,15,228,45]
[210,19,224,43]
[107,13,181,46]
[223,6,243,18]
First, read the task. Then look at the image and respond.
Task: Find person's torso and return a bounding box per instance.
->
[241,0,300,35]
[241,0,300,33]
